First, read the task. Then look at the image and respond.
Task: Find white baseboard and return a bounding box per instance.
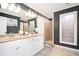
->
[54,44,79,52]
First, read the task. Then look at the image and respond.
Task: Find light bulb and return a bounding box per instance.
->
[8,4,16,11]
[15,5,21,13]
[1,3,8,9]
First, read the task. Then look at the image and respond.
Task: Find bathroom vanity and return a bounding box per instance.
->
[0,3,45,56]
[0,34,44,56]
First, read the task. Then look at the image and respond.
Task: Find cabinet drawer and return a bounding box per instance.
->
[33,35,44,44]
[31,35,44,54]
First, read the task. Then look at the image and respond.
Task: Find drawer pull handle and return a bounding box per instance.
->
[16,47,20,50]
[37,40,40,41]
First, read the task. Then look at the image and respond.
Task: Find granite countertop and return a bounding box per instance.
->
[0,34,41,43]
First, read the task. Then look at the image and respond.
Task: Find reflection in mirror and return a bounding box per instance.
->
[28,18,37,33]
[19,21,28,34]
[0,3,37,35]
[19,22,24,34]
[24,22,28,34]
[29,20,35,32]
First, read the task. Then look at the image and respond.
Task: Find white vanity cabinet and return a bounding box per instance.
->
[18,38,34,56]
[32,35,44,55]
[0,41,18,56]
[0,35,44,56]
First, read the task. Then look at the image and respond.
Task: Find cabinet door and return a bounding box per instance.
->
[32,35,44,55]
[0,43,6,56]
[16,38,34,56]
[35,35,44,48]
[0,42,18,56]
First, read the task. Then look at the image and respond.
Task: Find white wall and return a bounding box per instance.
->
[37,15,48,35]
[37,15,44,34]
[52,20,54,44]
[0,8,18,16]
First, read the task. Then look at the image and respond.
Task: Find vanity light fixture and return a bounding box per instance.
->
[31,11,34,18]
[25,11,29,17]
[8,4,16,11]
[25,10,31,17]
[32,11,37,18]
[28,10,32,17]
[1,3,9,9]
[34,12,37,18]
[15,5,21,13]
[25,10,36,19]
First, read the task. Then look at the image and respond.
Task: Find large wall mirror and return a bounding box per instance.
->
[0,12,20,35]
[0,3,37,35]
[19,18,37,34]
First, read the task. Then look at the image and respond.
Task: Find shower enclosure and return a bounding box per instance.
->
[60,11,77,46]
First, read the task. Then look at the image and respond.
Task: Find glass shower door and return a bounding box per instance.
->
[60,11,77,46]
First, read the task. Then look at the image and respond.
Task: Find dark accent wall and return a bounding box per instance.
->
[0,12,20,34]
[54,5,79,49]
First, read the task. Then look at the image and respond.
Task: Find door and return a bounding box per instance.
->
[31,35,44,55]
[0,16,7,35]
[19,38,33,56]
[44,20,52,42]
[60,11,77,46]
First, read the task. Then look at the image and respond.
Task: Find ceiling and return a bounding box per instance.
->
[24,3,79,19]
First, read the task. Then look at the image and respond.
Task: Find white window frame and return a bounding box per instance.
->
[60,11,77,46]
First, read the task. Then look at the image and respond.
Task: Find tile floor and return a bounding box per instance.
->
[35,44,79,56]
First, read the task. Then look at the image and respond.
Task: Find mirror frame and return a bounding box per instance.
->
[0,12,20,34]
[28,18,37,32]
